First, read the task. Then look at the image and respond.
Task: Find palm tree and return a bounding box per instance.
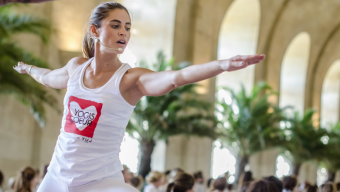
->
[0,4,57,126]
[280,110,328,176]
[215,83,285,184]
[318,122,340,181]
[126,52,218,178]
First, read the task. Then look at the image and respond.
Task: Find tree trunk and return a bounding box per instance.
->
[327,170,335,182]
[138,139,155,178]
[235,156,249,187]
[293,162,302,176]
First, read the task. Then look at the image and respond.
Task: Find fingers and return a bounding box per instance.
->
[230,54,266,62]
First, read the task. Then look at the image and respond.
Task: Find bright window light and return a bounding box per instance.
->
[119,132,140,173]
[275,155,291,178]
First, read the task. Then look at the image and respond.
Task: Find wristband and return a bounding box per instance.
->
[28,65,34,75]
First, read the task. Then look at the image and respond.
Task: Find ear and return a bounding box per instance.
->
[90,24,99,38]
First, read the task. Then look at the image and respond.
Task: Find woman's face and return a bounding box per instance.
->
[94,9,131,54]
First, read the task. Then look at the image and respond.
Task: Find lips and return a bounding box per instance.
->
[117,40,126,44]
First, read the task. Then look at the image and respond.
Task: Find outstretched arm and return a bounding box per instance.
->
[13,57,87,89]
[136,54,265,96]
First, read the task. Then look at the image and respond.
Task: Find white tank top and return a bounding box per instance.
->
[48,58,135,186]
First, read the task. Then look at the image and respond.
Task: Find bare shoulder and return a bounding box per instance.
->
[126,67,154,76]
[66,57,89,76]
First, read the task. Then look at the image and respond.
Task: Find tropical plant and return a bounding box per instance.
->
[126,52,218,178]
[280,109,329,176]
[318,122,340,181]
[0,4,57,126]
[215,83,285,184]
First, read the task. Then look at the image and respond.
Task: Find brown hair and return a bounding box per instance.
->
[14,167,36,192]
[82,2,130,58]
[319,183,335,192]
[166,173,195,192]
[245,180,279,192]
[283,176,297,191]
[214,177,227,191]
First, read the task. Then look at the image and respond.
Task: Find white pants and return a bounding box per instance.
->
[37,172,139,192]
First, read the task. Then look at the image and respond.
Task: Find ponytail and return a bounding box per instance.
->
[14,167,36,192]
[82,30,95,59]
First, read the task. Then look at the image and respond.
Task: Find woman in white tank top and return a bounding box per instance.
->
[13,2,265,192]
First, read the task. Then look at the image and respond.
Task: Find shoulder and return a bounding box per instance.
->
[66,57,89,75]
[126,67,154,75]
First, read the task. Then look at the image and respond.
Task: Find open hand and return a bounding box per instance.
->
[220,54,266,72]
[13,61,30,74]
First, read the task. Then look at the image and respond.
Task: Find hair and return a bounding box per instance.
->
[82,2,130,59]
[245,180,279,192]
[166,173,195,192]
[207,178,214,188]
[263,176,283,191]
[283,176,297,191]
[0,170,3,187]
[193,171,203,180]
[307,185,318,192]
[146,171,163,184]
[14,167,36,192]
[336,183,340,191]
[227,183,234,190]
[130,176,141,188]
[243,171,253,182]
[214,177,227,191]
[319,183,334,192]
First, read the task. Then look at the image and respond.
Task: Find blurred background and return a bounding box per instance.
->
[0,0,340,192]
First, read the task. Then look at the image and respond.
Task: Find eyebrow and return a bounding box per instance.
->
[110,19,131,25]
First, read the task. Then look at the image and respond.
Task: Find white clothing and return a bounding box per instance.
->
[194,183,206,192]
[144,184,159,192]
[48,58,135,186]
[37,172,138,192]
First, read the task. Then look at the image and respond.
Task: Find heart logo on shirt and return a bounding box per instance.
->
[70,101,98,131]
[64,96,103,139]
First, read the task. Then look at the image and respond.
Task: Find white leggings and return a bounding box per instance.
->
[37,172,139,192]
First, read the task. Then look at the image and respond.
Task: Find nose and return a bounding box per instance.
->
[119,28,126,36]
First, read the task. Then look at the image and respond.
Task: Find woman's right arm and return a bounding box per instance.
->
[13,57,87,89]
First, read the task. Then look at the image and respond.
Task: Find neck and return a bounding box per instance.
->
[92,44,121,75]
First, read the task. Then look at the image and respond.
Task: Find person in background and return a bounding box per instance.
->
[262,176,283,192]
[283,176,297,192]
[123,165,133,184]
[169,168,185,183]
[130,175,144,191]
[224,183,233,192]
[245,180,279,192]
[158,171,170,192]
[144,171,164,192]
[213,177,226,192]
[240,171,254,192]
[319,182,335,192]
[306,185,318,192]
[166,173,195,192]
[5,177,15,192]
[193,171,206,192]
[206,178,215,192]
[14,167,39,192]
[0,170,3,192]
[336,183,340,192]
[298,181,311,192]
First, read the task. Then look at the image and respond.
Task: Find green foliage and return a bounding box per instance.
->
[0,4,57,127]
[280,110,329,166]
[318,123,340,171]
[126,52,218,143]
[215,83,285,158]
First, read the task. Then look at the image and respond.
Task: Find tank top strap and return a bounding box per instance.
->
[113,63,132,90]
[67,58,94,87]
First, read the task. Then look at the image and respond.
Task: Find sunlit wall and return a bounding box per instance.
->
[216,0,260,94]
[279,32,311,116]
[320,60,340,129]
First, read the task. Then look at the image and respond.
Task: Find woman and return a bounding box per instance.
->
[14,167,39,192]
[144,171,163,192]
[13,2,265,192]
[166,173,195,192]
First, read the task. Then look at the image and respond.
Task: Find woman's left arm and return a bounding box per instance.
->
[136,54,265,96]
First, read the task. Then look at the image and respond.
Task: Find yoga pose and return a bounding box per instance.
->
[13,2,265,192]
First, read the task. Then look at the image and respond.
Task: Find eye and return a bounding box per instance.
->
[112,25,119,29]
[126,27,131,31]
